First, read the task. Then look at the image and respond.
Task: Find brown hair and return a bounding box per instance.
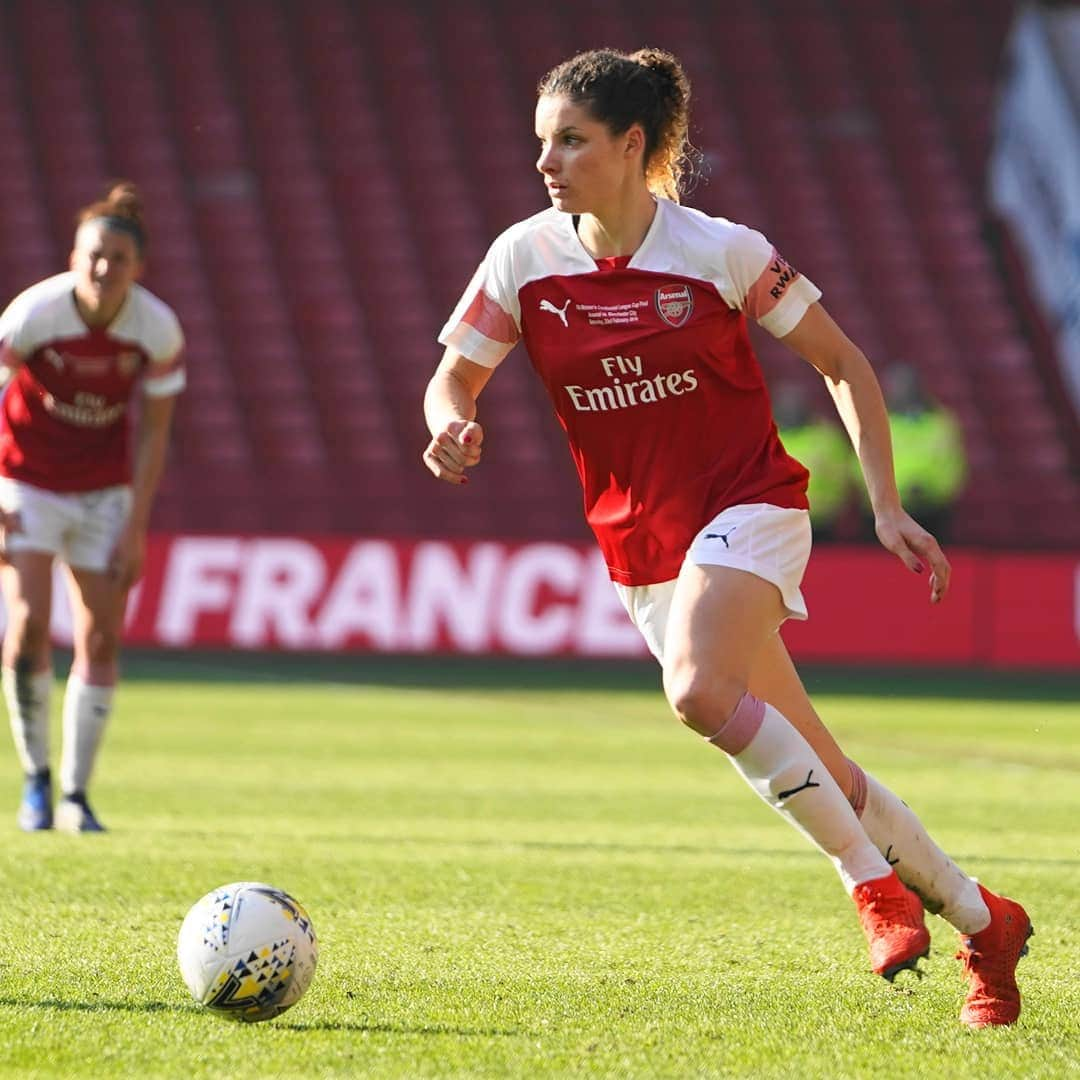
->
[75,180,147,254]
[537,48,698,202]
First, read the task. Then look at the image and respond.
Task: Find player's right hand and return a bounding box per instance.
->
[423,420,483,485]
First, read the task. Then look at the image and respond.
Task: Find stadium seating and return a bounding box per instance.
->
[0,0,1073,547]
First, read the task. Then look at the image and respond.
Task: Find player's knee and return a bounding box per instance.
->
[663,666,746,737]
[83,625,121,665]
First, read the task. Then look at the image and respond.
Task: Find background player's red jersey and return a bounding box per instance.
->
[440,200,820,584]
[0,272,185,493]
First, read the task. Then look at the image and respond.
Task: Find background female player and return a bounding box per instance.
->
[423,49,1031,1029]
[0,181,184,833]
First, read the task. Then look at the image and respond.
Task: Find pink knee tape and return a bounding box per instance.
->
[706,692,766,755]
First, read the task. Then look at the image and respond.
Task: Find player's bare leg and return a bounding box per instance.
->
[747,633,853,795]
[54,565,127,833]
[663,564,928,979]
[1,553,56,830]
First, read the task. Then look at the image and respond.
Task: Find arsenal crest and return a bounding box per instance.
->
[655,283,693,328]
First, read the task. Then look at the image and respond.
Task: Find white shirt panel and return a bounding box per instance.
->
[0,272,184,361]
[439,201,821,365]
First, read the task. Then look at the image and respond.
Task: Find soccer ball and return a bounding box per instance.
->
[177,882,319,1023]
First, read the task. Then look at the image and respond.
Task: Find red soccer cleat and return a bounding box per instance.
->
[853,870,931,981]
[956,884,1033,1029]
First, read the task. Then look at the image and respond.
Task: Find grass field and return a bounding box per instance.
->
[0,652,1077,1079]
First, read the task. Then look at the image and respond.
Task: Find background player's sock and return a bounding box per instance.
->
[3,666,52,775]
[59,675,114,796]
[710,695,892,892]
[848,759,990,933]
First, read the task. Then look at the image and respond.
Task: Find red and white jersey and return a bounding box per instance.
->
[0,272,185,492]
[439,199,821,586]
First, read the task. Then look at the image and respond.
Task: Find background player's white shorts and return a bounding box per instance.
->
[0,478,133,573]
[613,503,812,663]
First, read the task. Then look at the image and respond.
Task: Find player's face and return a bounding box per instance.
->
[70,222,143,317]
[535,95,642,214]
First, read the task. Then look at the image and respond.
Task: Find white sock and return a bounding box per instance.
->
[848,760,990,934]
[711,695,892,893]
[3,667,52,775]
[59,676,114,796]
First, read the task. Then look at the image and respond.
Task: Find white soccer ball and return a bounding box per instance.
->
[177,881,319,1023]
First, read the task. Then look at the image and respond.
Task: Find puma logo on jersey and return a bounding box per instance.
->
[539,298,571,327]
[43,348,65,372]
[704,527,737,548]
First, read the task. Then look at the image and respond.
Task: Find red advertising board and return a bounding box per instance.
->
[784,549,982,664]
[984,555,1080,667]
[19,535,1080,670]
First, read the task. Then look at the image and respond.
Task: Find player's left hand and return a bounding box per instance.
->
[874,507,950,604]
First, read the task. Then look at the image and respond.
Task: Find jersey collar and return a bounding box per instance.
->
[567,197,665,271]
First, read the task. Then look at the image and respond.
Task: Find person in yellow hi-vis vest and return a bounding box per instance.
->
[772,381,854,541]
[871,365,967,542]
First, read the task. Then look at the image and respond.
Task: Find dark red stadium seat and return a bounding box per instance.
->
[0,0,1070,548]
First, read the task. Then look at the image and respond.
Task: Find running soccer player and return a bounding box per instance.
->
[0,181,185,833]
[423,49,1031,1028]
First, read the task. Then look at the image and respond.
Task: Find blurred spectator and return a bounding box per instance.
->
[772,381,854,542]
[869,364,968,543]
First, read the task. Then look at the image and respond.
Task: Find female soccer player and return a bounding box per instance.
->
[422,50,1032,1029]
[0,181,184,833]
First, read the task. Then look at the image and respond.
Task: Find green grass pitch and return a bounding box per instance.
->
[0,652,1077,1079]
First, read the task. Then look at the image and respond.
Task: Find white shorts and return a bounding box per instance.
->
[0,477,133,573]
[613,503,812,663]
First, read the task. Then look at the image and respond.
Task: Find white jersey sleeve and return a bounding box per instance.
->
[0,300,30,374]
[0,298,28,354]
[0,274,73,358]
[716,224,822,338]
[134,292,186,398]
[438,230,522,368]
